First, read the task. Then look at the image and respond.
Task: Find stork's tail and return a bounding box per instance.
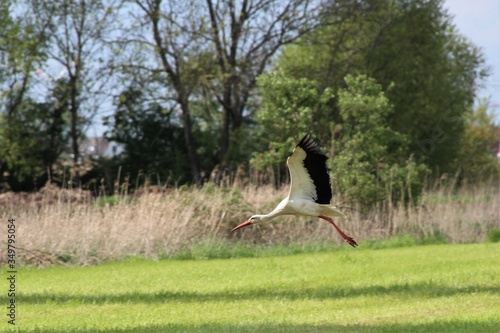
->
[327,205,346,218]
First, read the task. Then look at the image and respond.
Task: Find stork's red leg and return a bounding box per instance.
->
[319,215,357,247]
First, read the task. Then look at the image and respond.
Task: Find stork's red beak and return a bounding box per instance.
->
[231,220,252,232]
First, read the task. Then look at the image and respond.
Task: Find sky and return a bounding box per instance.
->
[444,0,500,118]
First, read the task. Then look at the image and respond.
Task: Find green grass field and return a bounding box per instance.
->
[6,243,500,332]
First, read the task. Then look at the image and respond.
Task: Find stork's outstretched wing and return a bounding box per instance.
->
[286,134,332,204]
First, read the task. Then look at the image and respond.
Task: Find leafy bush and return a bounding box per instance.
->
[421,230,449,245]
[487,229,500,243]
[255,73,429,208]
[334,75,430,208]
[456,99,500,182]
[253,70,335,171]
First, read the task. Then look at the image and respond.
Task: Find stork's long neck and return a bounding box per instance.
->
[254,212,278,223]
[259,198,288,222]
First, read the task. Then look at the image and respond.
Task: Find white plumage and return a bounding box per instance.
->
[232,133,357,247]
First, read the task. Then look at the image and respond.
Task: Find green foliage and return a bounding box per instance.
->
[0,0,493,191]
[255,72,428,207]
[0,1,60,191]
[276,0,488,178]
[456,99,500,182]
[0,1,48,81]
[364,1,488,174]
[331,75,429,207]
[487,229,500,243]
[104,86,192,187]
[252,71,334,173]
[0,97,67,191]
[420,230,450,245]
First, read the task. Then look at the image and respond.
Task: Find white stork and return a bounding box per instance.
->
[231,133,357,247]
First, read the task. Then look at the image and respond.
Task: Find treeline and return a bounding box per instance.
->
[0,0,498,206]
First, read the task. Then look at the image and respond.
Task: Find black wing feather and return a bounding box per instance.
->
[296,134,332,204]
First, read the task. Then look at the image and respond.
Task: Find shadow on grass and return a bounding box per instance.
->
[22,320,500,333]
[19,281,500,305]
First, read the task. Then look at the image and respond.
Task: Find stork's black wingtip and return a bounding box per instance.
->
[300,133,311,142]
[297,133,311,147]
[296,133,323,155]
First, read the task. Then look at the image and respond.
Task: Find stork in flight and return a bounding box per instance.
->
[231,133,357,247]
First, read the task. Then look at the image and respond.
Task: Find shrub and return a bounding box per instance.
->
[331,75,429,208]
[487,229,500,243]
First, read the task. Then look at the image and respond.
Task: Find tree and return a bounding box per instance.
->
[456,99,500,182]
[0,97,68,191]
[0,0,46,114]
[122,0,205,183]
[0,0,56,191]
[1,68,69,191]
[122,0,324,183]
[104,86,191,186]
[203,0,324,164]
[34,0,120,186]
[276,0,489,177]
[362,0,488,174]
[255,73,428,207]
[332,75,428,207]
[252,70,334,181]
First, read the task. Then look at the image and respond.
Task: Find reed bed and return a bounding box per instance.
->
[1,180,499,266]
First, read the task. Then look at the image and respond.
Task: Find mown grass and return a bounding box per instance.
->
[7,243,500,332]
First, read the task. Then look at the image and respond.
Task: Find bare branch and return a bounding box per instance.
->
[206,0,227,72]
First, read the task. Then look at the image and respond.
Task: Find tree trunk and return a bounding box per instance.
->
[69,77,80,188]
[179,100,201,183]
[146,0,202,183]
[219,105,231,165]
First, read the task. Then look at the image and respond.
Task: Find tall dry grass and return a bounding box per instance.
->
[1,180,499,266]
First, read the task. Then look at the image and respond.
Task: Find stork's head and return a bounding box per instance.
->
[231,215,263,232]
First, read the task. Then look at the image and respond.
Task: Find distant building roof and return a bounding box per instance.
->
[80,137,123,158]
